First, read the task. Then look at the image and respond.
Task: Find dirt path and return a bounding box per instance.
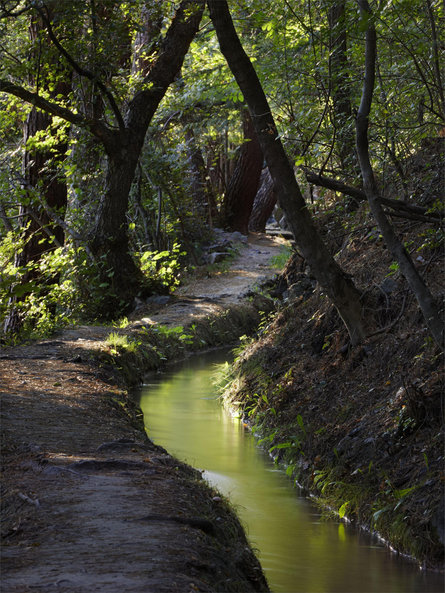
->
[1,233,285,593]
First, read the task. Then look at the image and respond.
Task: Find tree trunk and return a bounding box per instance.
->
[356,0,443,350]
[221,109,263,234]
[90,137,146,314]
[208,0,366,345]
[328,2,357,173]
[4,12,69,336]
[249,167,276,232]
[425,0,445,120]
[184,126,218,224]
[89,0,205,314]
[4,108,69,335]
[21,108,67,254]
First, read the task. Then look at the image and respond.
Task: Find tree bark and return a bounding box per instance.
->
[89,137,145,313]
[4,12,70,336]
[356,0,443,350]
[21,108,67,255]
[131,3,163,77]
[248,168,276,232]
[328,2,357,172]
[208,0,366,345]
[221,109,263,234]
[88,0,205,314]
[184,126,218,224]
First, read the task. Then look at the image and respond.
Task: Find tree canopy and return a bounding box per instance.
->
[0,0,443,345]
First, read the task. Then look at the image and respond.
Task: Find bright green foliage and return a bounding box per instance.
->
[105,332,139,356]
[269,245,293,268]
[139,243,185,291]
[0,234,82,341]
[0,0,442,340]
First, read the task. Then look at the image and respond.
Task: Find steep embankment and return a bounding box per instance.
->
[222,198,444,570]
[1,232,285,593]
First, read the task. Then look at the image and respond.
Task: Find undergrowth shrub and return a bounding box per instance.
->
[0,238,98,341]
[138,242,186,292]
[0,229,195,343]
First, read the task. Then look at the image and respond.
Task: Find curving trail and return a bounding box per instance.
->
[0,232,286,593]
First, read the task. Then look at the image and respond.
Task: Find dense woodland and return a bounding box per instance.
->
[1,0,444,573]
[0,0,443,346]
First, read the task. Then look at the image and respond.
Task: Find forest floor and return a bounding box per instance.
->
[0,232,286,593]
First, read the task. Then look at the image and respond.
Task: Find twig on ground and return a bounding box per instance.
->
[367,292,408,338]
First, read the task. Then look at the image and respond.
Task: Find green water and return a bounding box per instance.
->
[139,351,444,593]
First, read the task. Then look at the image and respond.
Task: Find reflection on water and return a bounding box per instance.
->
[139,351,443,593]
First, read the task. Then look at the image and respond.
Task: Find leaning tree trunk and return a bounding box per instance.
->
[356,0,443,349]
[248,167,276,232]
[220,109,263,234]
[208,0,366,345]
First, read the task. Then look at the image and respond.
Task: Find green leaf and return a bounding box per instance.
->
[297,414,305,434]
[373,505,391,523]
[11,282,34,297]
[313,472,326,487]
[269,441,293,451]
[394,486,417,499]
[338,502,349,519]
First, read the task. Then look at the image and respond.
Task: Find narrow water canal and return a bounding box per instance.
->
[139,351,443,593]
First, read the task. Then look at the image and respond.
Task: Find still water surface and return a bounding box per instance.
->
[139,351,443,593]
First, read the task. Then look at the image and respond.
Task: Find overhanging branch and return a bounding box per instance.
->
[0,79,114,144]
[303,169,443,222]
[36,3,125,132]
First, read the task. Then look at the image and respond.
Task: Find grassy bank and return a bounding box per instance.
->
[219,283,444,571]
[94,293,275,388]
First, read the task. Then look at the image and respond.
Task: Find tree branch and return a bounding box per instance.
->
[36,3,126,132]
[126,0,205,134]
[0,0,33,17]
[25,207,63,248]
[375,9,440,120]
[38,200,95,261]
[356,0,443,349]
[303,169,443,222]
[0,79,114,145]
